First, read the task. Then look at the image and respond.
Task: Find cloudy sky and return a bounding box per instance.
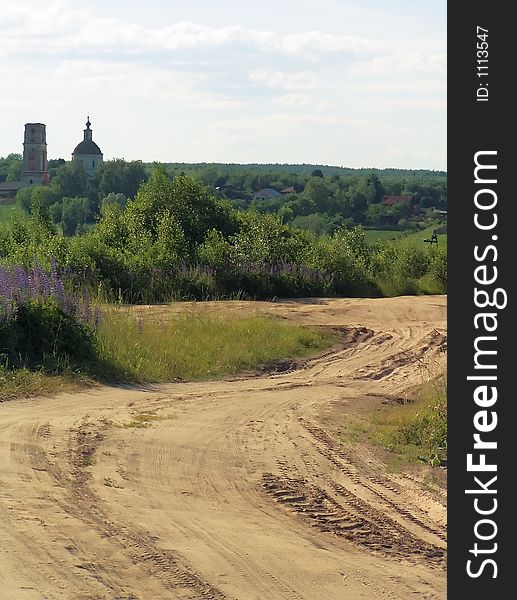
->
[0,0,446,169]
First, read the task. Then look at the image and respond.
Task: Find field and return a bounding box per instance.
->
[364,223,447,246]
[403,224,448,245]
[0,296,447,600]
[363,228,405,243]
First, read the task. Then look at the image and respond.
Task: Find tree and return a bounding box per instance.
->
[344,179,377,223]
[16,185,61,214]
[0,154,22,182]
[121,168,237,254]
[303,178,337,213]
[95,159,148,200]
[311,169,323,178]
[52,161,89,198]
[60,197,95,236]
[48,158,66,179]
[389,202,411,219]
[196,166,220,188]
[30,195,55,236]
[291,213,343,235]
[366,173,385,203]
[287,194,317,217]
[101,192,127,210]
[229,211,305,264]
[366,203,389,227]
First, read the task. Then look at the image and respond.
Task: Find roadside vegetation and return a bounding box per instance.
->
[0,261,334,400]
[1,159,446,401]
[342,377,447,470]
[1,167,447,303]
[96,309,333,383]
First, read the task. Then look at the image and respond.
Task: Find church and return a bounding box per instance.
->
[71,117,104,177]
[12,117,103,192]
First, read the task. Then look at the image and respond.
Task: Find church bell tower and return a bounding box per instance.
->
[21,123,49,186]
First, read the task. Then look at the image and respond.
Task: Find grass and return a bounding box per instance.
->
[364,229,406,243]
[340,377,447,469]
[401,224,447,246]
[96,307,335,382]
[1,307,335,400]
[364,224,447,247]
[368,377,447,467]
[121,411,166,428]
[0,365,92,402]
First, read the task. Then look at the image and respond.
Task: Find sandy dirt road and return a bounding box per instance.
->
[0,296,447,600]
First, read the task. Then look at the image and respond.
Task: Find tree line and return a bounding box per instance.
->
[0,167,447,304]
[4,155,447,237]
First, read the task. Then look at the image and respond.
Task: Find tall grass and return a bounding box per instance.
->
[95,308,334,382]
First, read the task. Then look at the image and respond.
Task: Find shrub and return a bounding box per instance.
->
[1,298,96,368]
[0,261,99,369]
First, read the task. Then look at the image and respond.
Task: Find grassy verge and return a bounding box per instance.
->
[96,308,335,382]
[1,307,335,400]
[342,377,447,470]
[369,378,447,467]
[0,365,93,402]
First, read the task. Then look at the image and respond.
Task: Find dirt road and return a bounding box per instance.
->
[0,296,447,600]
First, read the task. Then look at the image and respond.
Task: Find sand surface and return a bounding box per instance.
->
[0,296,447,599]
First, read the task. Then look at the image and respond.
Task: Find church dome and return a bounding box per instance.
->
[72,117,104,178]
[72,117,103,156]
[72,139,102,156]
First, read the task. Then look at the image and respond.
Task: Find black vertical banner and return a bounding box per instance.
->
[448,2,515,597]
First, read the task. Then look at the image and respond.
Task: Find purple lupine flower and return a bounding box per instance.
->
[0,259,96,327]
[93,307,103,330]
[55,277,65,304]
[82,289,91,323]
[39,267,51,298]
[0,268,12,303]
[64,294,78,317]
[13,267,29,302]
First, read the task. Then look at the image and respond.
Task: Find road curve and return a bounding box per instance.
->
[0,296,447,600]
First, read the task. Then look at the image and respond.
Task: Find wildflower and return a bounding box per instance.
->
[82,289,92,323]
[93,307,103,330]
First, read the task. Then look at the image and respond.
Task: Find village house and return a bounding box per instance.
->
[381,194,416,207]
[252,187,282,201]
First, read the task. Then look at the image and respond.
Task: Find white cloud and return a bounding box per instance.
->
[0,1,397,60]
[351,51,446,76]
[249,69,315,91]
[0,0,446,169]
[277,94,315,107]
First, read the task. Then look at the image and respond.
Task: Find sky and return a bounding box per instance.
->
[0,0,446,170]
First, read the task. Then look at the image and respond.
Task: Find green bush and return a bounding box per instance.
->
[0,298,96,369]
